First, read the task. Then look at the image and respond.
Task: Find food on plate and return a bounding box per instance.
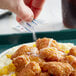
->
[68,46,76,56]
[37,72,50,76]
[11,45,31,59]
[0,38,76,76]
[36,38,64,52]
[40,47,64,61]
[36,38,50,50]
[11,45,39,60]
[13,55,30,72]
[17,62,41,76]
[40,62,73,76]
[29,55,45,63]
[70,70,76,76]
[62,55,76,69]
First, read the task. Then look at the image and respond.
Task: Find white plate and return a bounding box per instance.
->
[0,42,35,57]
[0,42,35,69]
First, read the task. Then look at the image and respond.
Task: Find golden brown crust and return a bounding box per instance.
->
[62,55,76,69]
[29,55,45,63]
[17,62,41,76]
[11,45,31,59]
[36,38,50,50]
[40,47,64,61]
[70,70,76,76]
[68,46,76,56]
[41,62,73,76]
[50,40,61,51]
[36,38,64,52]
[13,55,30,72]
[37,72,50,76]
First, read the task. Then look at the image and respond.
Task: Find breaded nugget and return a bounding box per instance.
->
[68,46,76,56]
[39,72,49,76]
[17,62,41,76]
[37,72,50,76]
[40,47,64,61]
[70,70,76,76]
[41,62,73,76]
[29,55,45,63]
[36,38,50,50]
[11,45,31,59]
[13,55,30,72]
[36,38,63,52]
[29,47,39,56]
[62,55,76,69]
[50,40,60,51]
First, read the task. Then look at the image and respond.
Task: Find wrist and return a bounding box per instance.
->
[7,0,18,13]
[0,0,18,13]
[0,0,9,9]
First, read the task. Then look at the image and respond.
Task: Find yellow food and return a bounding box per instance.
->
[11,73,16,76]
[33,44,36,47]
[0,66,8,75]
[0,63,16,75]
[6,54,12,58]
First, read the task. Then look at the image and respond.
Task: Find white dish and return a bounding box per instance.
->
[0,40,75,76]
[0,42,35,69]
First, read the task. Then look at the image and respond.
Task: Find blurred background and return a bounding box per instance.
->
[0,0,68,34]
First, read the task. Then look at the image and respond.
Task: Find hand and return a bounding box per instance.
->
[16,0,45,22]
[0,0,45,22]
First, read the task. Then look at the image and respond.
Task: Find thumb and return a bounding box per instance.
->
[15,0,34,22]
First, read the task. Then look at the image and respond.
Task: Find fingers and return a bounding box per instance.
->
[24,0,45,19]
[24,0,33,6]
[24,0,45,8]
[16,16,22,22]
[31,0,45,19]
[32,0,45,8]
[16,0,34,22]
[31,7,42,19]
[16,0,45,21]
[16,0,45,22]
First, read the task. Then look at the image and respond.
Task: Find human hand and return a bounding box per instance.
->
[0,0,45,22]
[16,0,45,22]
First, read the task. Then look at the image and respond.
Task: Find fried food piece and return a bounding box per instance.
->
[40,47,64,61]
[39,72,49,76]
[62,55,76,69]
[68,46,76,56]
[70,70,76,76]
[41,62,73,76]
[36,38,50,50]
[13,55,30,72]
[29,47,39,56]
[17,62,41,76]
[36,38,63,53]
[29,55,45,63]
[50,40,61,51]
[37,72,50,76]
[11,45,31,59]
